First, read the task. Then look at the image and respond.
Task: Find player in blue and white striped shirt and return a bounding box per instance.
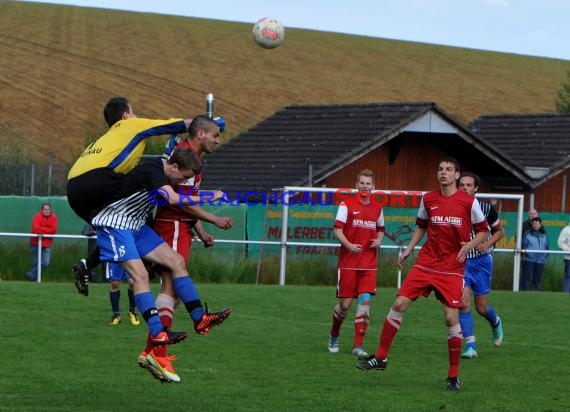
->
[93,147,231,382]
[458,173,505,359]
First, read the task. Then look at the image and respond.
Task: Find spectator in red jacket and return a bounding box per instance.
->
[26,203,58,281]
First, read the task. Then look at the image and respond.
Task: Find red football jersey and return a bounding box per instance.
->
[155,140,202,221]
[414,190,488,276]
[334,198,385,270]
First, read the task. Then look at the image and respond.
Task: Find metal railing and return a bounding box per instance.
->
[0,230,559,290]
[279,187,527,290]
[2,189,559,291]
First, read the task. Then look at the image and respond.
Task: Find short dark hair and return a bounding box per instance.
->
[103,97,130,127]
[531,216,542,223]
[438,156,460,172]
[459,172,480,187]
[167,146,202,174]
[189,115,218,138]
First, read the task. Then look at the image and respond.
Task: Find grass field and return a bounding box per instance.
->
[1,282,569,411]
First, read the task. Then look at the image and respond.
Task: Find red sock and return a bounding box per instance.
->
[448,336,462,377]
[156,293,175,330]
[330,304,347,337]
[375,316,401,360]
[160,310,173,330]
[353,315,369,348]
[152,307,175,357]
[144,312,173,354]
[144,333,153,354]
[153,343,168,357]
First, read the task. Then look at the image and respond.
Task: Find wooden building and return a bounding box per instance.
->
[202,102,532,209]
[469,113,570,213]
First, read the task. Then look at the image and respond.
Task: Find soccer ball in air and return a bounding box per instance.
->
[252,17,285,49]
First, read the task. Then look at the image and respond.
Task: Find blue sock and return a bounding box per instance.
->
[110,290,120,315]
[484,306,499,327]
[459,311,476,350]
[172,276,204,322]
[127,288,136,312]
[134,291,163,336]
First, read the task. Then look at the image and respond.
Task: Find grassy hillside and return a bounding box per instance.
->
[1,1,569,165]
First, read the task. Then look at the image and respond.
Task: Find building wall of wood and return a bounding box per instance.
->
[531,173,569,213]
[322,136,569,213]
[325,138,443,195]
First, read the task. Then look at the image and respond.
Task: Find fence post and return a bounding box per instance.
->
[512,197,524,291]
[37,235,42,283]
[279,189,291,286]
[397,246,403,288]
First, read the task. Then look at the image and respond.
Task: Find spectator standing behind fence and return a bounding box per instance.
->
[522,209,545,234]
[557,220,570,293]
[81,223,99,283]
[521,217,549,291]
[26,203,58,281]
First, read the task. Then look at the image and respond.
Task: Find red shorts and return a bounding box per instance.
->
[152,219,193,264]
[337,269,377,298]
[398,266,464,308]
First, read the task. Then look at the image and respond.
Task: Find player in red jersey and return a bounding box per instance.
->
[138,115,233,380]
[356,156,489,392]
[328,169,385,358]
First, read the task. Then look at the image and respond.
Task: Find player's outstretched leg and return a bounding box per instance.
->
[170,275,232,335]
[194,304,232,335]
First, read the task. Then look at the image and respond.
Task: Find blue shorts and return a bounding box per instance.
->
[105,262,130,282]
[95,225,165,263]
[464,253,493,296]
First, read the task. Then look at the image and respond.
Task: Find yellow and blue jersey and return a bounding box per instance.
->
[68,117,186,179]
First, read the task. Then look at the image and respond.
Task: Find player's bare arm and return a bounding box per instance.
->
[179,204,233,229]
[475,225,505,252]
[398,226,426,268]
[458,230,488,262]
[370,231,384,248]
[193,221,215,248]
[334,227,362,253]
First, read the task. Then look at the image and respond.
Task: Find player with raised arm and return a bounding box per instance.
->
[356,156,489,391]
[69,97,194,296]
[92,147,230,382]
[458,172,504,359]
[137,115,234,378]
